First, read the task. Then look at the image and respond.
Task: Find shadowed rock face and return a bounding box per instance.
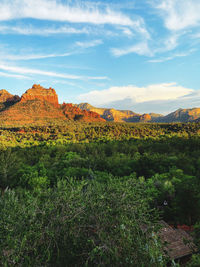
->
[61,103,105,122]
[0,89,20,103]
[21,84,59,108]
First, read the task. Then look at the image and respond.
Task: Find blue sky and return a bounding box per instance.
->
[1,0,200,114]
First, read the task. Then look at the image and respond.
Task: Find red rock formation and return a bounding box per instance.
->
[62,103,105,122]
[21,84,59,108]
[0,99,66,126]
[139,114,152,122]
[0,89,20,103]
[0,84,107,125]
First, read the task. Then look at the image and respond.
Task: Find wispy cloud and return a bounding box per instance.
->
[111,42,151,57]
[0,52,74,61]
[0,71,30,79]
[50,80,85,90]
[163,34,179,51]
[0,63,108,81]
[75,39,103,49]
[148,51,192,63]
[0,25,89,35]
[153,0,200,31]
[0,0,134,26]
[0,39,103,61]
[118,27,134,37]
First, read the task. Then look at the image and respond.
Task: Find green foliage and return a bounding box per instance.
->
[0,148,20,190]
[0,178,165,266]
[146,168,200,224]
[1,122,200,265]
[186,254,200,267]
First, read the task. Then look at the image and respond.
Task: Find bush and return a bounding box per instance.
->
[0,177,165,266]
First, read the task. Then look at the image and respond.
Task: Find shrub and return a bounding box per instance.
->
[0,177,165,266]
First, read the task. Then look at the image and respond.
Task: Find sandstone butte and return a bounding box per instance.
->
[0,84,105,125]
[21,84,59,108]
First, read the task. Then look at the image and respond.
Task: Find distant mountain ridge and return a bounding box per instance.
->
[75,103,164,122]
[0,85,200,125]
[157,108,200,123]
[75,103,200,123]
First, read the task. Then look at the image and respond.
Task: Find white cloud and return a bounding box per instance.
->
[0,63,108,81]
[75,40,103,49]
[154,0,200,31]
[119,27,134,37]
[148,52,191,63]
[0,39,102,61]
[131,18,150,39]
[163,34,179,50]
[0,71,30,79]
[111,42,151,57]
[78,83,194,106]
[0,0,150,44]
[0,52,74,61]
[0,0,134,26]
[0,25,89,35]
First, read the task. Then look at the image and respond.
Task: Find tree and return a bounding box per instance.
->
[0,148,19,192]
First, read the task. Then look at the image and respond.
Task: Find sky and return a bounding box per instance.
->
[1,0,200,114]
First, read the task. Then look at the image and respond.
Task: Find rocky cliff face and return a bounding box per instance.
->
[0,85,105,125]
[62,103,105,122]
[1,85,200,125]
[158,108,200,123]
[0,89,20,103]
[0,99,66,126]
[21,84,59,108]
[75,103,141,122]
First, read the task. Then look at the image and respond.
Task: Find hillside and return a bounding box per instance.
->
[0,85,105,126]
[0,85,200,125]
[0,99,67,126]
[76,103,164,122]
[158,108,200,123]
[76,102,200,123]
[0,89,20,103]
[61,103,105,122]
[76,103,141,122]
[0,89,20,111]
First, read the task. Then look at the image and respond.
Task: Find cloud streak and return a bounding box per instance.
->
[0,0,134,26]
[0,71,30,79]
[148,51,192,63]
[0,63,108,81]
[75,40,103,49]
[0,39,103,61]
[0,25,90,35]
[0,52,74,61]
[111,42,151,57]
